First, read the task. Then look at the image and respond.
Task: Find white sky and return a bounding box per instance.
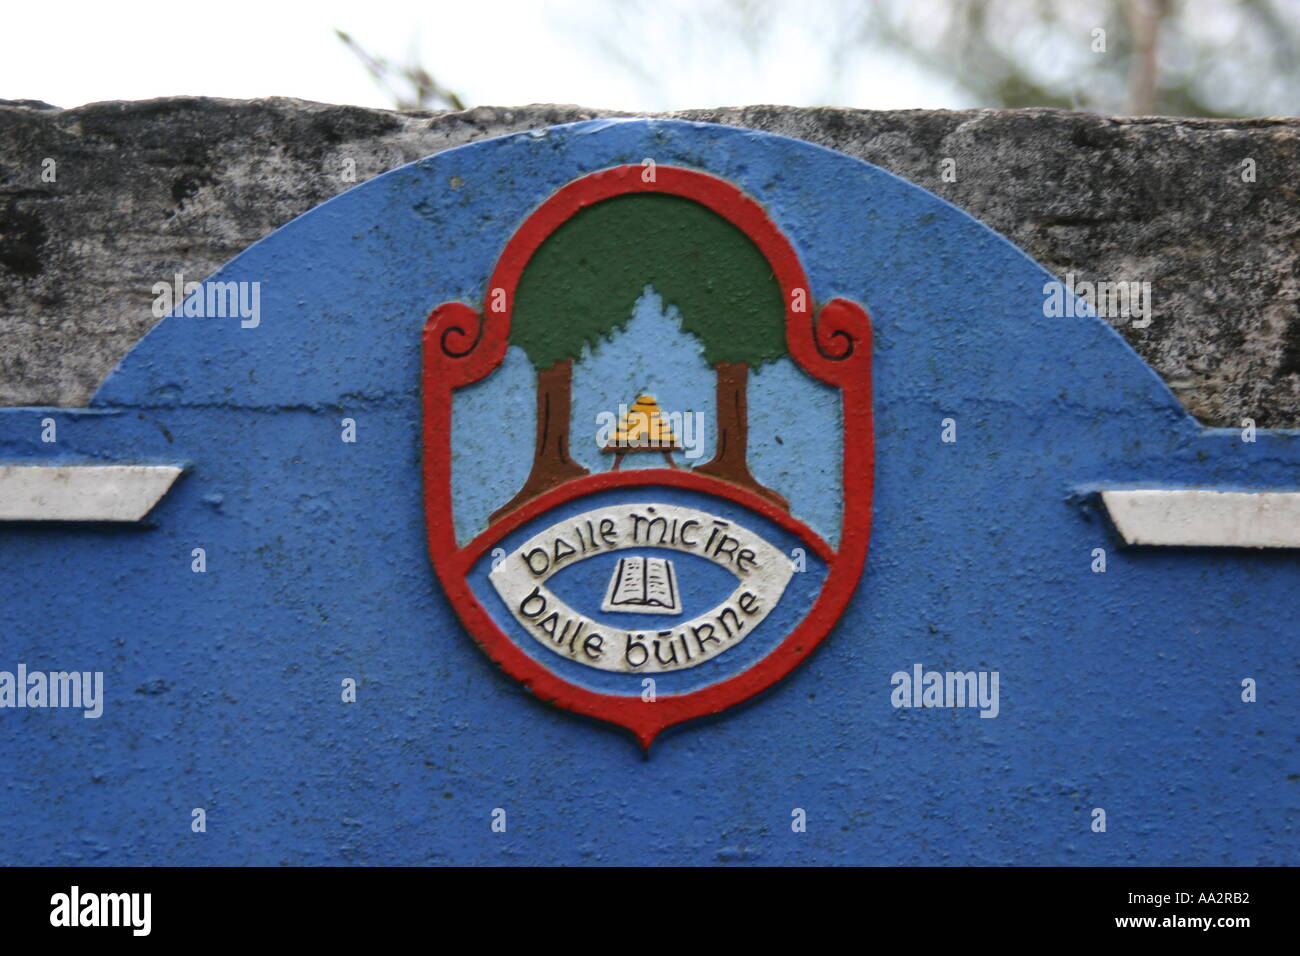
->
[0,0,967,112]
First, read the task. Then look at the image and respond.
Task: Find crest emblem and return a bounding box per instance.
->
[422,165,873,747]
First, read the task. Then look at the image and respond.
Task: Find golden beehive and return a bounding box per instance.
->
[612,395,678,447]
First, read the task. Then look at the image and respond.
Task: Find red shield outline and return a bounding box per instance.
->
[422,164,873,748]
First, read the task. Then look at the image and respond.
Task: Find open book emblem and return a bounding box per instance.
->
[602,556,682,614]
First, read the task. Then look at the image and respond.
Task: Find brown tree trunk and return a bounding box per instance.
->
[693,361,788,510]
[491,358,589,522]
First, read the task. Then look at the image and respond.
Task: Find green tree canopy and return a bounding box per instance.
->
[510,193,786,370]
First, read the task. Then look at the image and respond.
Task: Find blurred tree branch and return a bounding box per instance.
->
[335,29,467,111]
[585,0,1298,117]
[338,1,1297,117]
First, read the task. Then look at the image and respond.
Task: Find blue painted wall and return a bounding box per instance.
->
[1,119,1295,865]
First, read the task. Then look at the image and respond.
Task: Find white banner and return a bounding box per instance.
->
[489,503,794,673]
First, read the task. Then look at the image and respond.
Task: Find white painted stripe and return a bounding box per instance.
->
[0,465,182,522]
[1101,489,1300,548]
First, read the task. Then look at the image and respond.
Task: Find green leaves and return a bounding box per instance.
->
[510,194,786,370]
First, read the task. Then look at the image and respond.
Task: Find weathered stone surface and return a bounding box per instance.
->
[1,97,1296,425]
